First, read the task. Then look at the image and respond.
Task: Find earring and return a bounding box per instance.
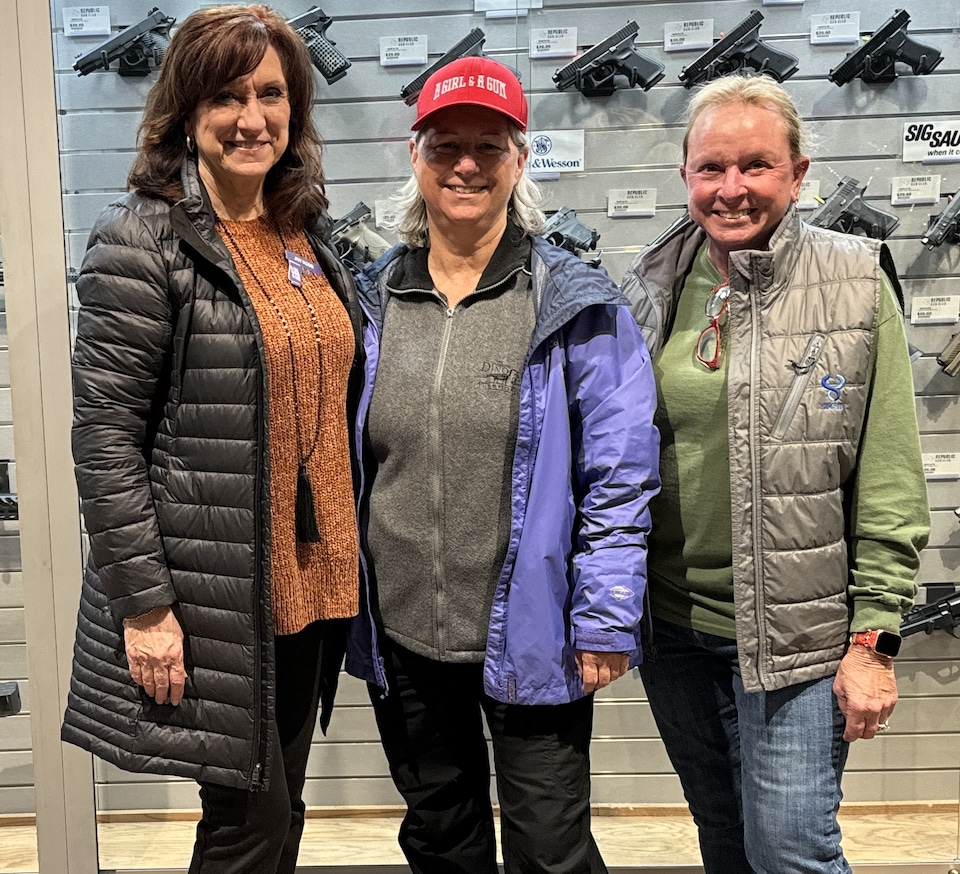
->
[186,135,195,154]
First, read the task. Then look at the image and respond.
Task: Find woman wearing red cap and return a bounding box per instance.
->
[346,56,660,872]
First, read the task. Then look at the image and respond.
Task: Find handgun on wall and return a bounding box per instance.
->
[828,9,942,86]
[543,208,601,260]
[678,11,799,88]
[937,332,960,377]
[806,177,899,240]
[287,7,351,84]
[401,29,487,105]
[921,192,960,249]
[331,203,391,270]
[73,7,174,77]
[552,22,664,97]
[901,589,960,638]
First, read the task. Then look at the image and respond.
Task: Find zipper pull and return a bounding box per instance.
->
[790,334,825,374]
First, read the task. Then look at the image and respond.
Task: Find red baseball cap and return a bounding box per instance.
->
[412,55,528,132]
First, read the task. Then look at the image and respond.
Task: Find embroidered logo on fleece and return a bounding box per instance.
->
[820,373,846,411]
[478,362,521,393]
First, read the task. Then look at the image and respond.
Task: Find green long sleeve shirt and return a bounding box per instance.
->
[649,244,929,639]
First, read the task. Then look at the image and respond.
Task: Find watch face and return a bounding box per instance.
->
[876,631,902,658]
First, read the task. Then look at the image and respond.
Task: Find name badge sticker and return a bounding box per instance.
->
[285,250,320,288]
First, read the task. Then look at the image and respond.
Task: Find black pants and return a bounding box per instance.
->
[188,620,329,874]
[370,643,608,874]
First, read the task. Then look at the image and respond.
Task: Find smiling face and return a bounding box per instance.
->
[411,105,526,242]
[187,45,290,217]
[681,101,809,273]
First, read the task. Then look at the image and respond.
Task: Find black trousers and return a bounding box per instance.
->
[370,643,608,874]
[188,620,329,874]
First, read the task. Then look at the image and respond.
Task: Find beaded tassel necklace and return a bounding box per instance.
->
[217,216,324,544]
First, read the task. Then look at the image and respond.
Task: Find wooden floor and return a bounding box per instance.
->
[2,808,959,871]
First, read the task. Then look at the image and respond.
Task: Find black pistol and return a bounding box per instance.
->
[921,192,960,249]
[401,29,487,106]
[806,176,899,240]
[678,11,799,88]
[553,22,664,97]
[901,589,960,637]
[829,9,942,86]
[287,7,351,84]
[73,7,174,77]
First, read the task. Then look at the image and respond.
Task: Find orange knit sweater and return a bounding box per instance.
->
[219,216,358,634]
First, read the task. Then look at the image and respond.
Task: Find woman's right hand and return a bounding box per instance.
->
[122,605,186,705]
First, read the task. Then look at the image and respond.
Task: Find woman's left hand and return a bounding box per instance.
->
[833,645,897,741]
[576,650,629,693]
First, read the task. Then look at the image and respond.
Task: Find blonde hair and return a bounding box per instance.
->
[682,74,808,163]
[389,124,546,249]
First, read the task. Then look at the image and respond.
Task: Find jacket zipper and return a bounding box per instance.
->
[747,287,768,687]
[431,307,455,657]
[771,334,826,439]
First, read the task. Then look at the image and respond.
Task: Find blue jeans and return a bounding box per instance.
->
[639,618,851,874]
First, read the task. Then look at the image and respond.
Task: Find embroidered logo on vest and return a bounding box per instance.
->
[820,373,846,411]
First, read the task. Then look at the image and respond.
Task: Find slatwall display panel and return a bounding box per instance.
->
[0,215,29,817]
[46,0,960,824]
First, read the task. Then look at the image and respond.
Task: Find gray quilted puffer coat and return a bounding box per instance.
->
[60,159,362,791]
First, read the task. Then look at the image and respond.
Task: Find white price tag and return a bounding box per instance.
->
[797,179,821,210]
[810,12,860,45]
[664,19,713,53]
[63,5,111,36]
[891,174,941,206]
[607,188,657,218]
[475,0,543,18]
[374,200,400,230]
[910,295,960,326]
[527,130,586,177]
[380,35,428,67]
[530,27,578,59]
[922,452,960,481]
[903,121,960,164]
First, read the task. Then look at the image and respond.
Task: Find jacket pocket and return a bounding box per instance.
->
[772,333,826,440]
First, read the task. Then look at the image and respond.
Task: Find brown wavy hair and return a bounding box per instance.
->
[127,4,328,230]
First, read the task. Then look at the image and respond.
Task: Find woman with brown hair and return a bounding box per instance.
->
[60,7,362,872]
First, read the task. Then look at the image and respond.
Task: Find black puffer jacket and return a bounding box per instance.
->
[61,159,362,791]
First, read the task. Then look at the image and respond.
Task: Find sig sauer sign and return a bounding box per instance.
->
[903,121,960,163]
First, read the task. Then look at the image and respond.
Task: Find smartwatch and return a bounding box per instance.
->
[849,629,901,658]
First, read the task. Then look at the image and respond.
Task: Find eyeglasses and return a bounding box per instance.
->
[696,283,730,371]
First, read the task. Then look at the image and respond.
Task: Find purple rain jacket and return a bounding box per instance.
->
[345,232,661,704]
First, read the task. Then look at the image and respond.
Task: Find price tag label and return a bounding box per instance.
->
[910,295,960,326]
[922,452,960,480]
[63,5,111,36]
[891,174,941,206]
[530,27,577,59]
[607,188,657,218]
[810,12,860,45]
[374,200,400,230]
[475,0,543,17]
[380,35,428,67]
[797,179,821,210]
[664,19,713,53]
